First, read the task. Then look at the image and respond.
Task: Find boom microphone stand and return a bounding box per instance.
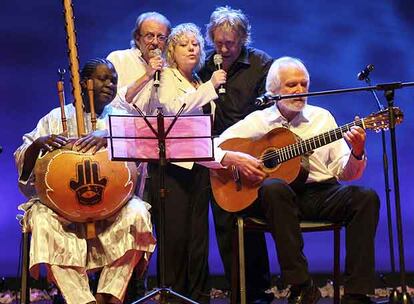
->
[258,81,414,304]
[358,71,399,303]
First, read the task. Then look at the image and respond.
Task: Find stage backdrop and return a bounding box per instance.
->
[1,0,413,278]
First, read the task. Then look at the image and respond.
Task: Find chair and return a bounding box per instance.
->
[16,214,31,304]
[231,216,342,304]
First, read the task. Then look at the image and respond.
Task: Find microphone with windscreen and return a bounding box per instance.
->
[213,54,226,95]
[255,93,278,107]
[357,64,374,81]
[151,48,162,87]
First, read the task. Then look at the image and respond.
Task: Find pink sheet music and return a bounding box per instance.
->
[107,114,214,162]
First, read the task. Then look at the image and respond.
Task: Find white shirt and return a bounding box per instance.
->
[107,48,156,114]
[213,103,367,183]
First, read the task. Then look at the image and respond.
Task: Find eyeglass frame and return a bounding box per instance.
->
[139,32,168,43]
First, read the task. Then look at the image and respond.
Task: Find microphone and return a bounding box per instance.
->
[357,64,374,81]
[151,48,162,87]
[255,93,279,107]
[213,54,226,95]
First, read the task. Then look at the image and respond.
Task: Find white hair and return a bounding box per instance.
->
[265,56,310,93]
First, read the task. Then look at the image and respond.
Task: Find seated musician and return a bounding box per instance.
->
[206,56,380,304]
[14,58,156,304]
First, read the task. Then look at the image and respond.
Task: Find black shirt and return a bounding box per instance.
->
[199,47,273,135]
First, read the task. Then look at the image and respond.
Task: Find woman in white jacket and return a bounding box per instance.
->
[147,23,226,303]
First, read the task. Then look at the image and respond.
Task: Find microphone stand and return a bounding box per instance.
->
[267,81,414,304]
[383,88,412,304]
[363,76,399,303]
[262,81,414,101]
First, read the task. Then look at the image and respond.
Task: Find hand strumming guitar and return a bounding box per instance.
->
[221,151,268,184]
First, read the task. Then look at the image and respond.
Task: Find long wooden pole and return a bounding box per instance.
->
[62,0,96,238]
[62,0,85,137]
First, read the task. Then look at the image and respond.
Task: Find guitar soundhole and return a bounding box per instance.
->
[262,148,279,171]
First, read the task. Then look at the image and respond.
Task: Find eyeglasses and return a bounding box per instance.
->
[140,32,168,43]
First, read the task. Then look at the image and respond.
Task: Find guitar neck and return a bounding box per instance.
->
[276,119,365,162]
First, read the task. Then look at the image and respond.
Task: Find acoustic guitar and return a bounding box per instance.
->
[210,107,403,212]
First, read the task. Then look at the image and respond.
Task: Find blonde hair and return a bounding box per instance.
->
[266,56,310,93]
[166,23,206,72]
[206,6,251,47]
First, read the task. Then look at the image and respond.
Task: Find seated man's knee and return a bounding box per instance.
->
[259,178,294,200]
[30,205,56,228]
[349,186,380,212]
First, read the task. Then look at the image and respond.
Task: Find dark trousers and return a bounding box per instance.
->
[148,163,210,303]
[258,178,380,294]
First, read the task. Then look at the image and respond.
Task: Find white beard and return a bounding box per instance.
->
[278,98,307,113]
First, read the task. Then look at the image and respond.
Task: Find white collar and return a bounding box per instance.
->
[132,47,147,65]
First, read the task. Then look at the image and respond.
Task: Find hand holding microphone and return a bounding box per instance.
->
[213,54,226,95]
[210,70,226,90]
[148,48,163,87]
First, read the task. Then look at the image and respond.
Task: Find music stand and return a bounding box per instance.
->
[107,106,214,304]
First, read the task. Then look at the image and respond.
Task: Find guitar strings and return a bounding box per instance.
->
[259,120,362,162]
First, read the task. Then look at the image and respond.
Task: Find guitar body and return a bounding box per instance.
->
[210,127,308,212]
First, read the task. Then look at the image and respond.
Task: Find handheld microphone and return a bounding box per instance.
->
[255,93,279,107]
[213,54,226,95]
[151,48,162,87]
[357,64,374,81]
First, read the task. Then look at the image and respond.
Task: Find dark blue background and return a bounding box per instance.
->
[1,1,413,277]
